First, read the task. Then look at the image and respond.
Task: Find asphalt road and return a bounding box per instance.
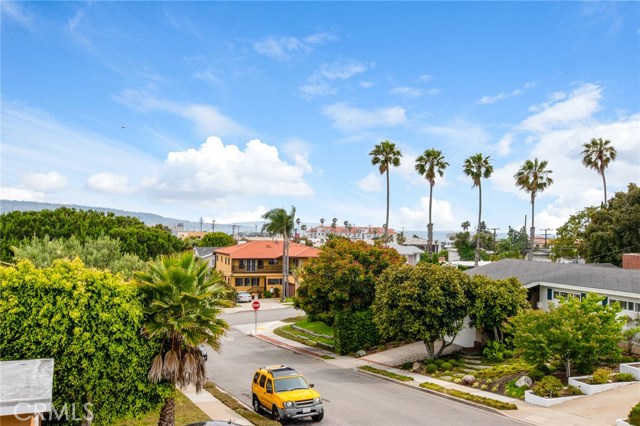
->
[208,309,525,426]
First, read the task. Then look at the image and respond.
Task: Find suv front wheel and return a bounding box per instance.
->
[272,406,284,424]
[312,412,324,422]
[252,395,261,413]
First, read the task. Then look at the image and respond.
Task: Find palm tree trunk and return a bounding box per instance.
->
[157,396,175,426]
[528,195,535,261]
[602,171,608,205]
[427,183,434,254]
[282,230,288,301]
[475,181,482,267]
[384,168,390,243]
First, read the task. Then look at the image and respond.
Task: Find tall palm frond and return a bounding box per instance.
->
[415,149,449,253]
[581,138,617,205]
[463,153,494,266]
[369,140,402,243]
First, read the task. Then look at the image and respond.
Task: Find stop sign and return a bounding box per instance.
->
[252,300,261,310]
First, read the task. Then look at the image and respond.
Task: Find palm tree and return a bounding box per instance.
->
[263,206,296,300]
[463,153,494,266]
[331,218,337,233]
[369,140,402,243]
[415,149,449,254]
[461,221,471,231]
[581,138,617,205]
[135,252,230,426]
[514,158,554,261]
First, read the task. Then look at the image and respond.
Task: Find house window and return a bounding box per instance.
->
[553,291,580,300]
[244,278,251,286]
[268,279,281,285]
[258,260,264,269]
[246,260,257,272]
[547,289,552,300]
[235,278,243,287]
[251,277,259,286]
[610,299,631,311]
[238,260,245,269]
[268,259,278,265]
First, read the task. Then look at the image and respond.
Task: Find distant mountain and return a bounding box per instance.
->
[0,200,263,234]
[0,200,203,229]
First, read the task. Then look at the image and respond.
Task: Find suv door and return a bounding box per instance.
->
[256,374,268,406]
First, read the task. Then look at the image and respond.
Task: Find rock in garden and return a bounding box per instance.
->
[515,376,533,388]
[461,375,476,385]
[356,350,367,357]
[412,362,422,372]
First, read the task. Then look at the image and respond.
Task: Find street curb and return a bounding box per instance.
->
[354,368,523,420]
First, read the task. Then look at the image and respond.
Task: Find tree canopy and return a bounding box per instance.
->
[200,231,236,247]
[372,263,470,359]
[0,207,186,262]
[510,293,623,377]
[295,237,404,324]
[11,235,148,278]
[0,259,169,425]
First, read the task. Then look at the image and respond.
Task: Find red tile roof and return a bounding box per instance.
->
[214,240,321,259]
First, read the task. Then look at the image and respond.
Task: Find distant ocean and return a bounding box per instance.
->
[407,230,508,242]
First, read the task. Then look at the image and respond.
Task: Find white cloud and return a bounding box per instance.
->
[1,1,34,29]
[117,89,250,138]
[22,171,68,192]
[529,91,568,112]
[194,69,223,87]
[322,103,407,132]
[215,206,270,224]
[418,74,433,83]
[390,87,422,97]
[426,89,441,96]
[146,137,314,202]
[478,81,536,105]
[299,60,371,98]
[494,134,515,157]
[0,186,45,201]
[419,119,491,149]
[360,81,375,89]
[397,197,457,230]
[519,83,602,132]
[87,173,136,194]
[253,32,337,60]
[357,172,382,192]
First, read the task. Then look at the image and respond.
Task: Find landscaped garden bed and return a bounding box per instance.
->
[568,367,637,395]
[620,363,640,380]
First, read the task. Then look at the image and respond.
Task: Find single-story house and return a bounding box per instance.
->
[387,242,424,266]
[466,256,640,317]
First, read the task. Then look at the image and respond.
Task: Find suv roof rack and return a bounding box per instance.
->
[265,365,299,377]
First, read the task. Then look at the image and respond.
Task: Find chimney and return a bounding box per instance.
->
[622,253,640,270]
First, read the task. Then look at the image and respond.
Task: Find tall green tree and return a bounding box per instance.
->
[296,237,404,325]
[415,149,449,254]
[369,140,402,243]
[510,293,623,377]
[461,221,471,231]
[135,252,230,426]
[200,231,235,247]
[262,206,296,300]
[549,208,594,262]
[514,158,554,260]
[373,263,469,359]
[467,275,529,342]
[581,138,617,205]
[463,153,494,266]
[1,259,169,425]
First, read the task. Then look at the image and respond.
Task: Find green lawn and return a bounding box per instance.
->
[293,318,334,337]
[113,391,209,426]
[274,324,335,347]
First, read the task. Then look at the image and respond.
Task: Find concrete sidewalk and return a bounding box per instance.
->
[181,384,252,426]
[185,317,637,426]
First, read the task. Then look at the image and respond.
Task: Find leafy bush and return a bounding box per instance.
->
[333,310,380,355]
[401,362,413,370]
[528,369,545,381]
[591,367,612,384]
[419,382,517,410]
[440,362,453,372]
[567,385,583,395]
[628,401,640,426]
[615,373,636,382]
[435,358,445,367]
[425,364,438,374]
[425,358,437,365]
[483,340,510,362]
[263,290,272,298]
[448,359,458,367]
[505,380,526,399]
[532,376,563,398]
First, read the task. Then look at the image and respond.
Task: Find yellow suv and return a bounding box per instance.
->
[251,365,324,423]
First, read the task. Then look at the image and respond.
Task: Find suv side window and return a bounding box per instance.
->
[259,374,266,388]
[266,379,273,393]
[253,372,260,384]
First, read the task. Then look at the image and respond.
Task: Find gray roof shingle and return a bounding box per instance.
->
[465,259,640,294]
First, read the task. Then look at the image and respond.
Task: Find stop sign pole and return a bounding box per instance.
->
[252,299,261,335]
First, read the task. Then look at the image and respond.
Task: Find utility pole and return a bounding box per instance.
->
[490,227,501,243]
[542,228,553,248]
[199,217,204,232]
[211,219,215,232]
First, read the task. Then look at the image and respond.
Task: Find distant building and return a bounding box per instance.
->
[306,225,396,243]
[193,246,217,268]
[387,242,424,266]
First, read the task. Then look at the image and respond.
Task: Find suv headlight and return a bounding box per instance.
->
[284,401,294,408]
[313,397,321,404]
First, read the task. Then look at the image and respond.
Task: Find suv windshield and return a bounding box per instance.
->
[274,376,309,393]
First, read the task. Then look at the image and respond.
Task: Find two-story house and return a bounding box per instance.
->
[214,240,320,297]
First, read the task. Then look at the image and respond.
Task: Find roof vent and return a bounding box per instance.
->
[266,245,271,248]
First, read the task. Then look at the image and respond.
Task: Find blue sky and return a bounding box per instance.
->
[2,1,639,235]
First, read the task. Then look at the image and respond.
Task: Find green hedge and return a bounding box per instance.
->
[0,259,170,425]
[333,310,380,355]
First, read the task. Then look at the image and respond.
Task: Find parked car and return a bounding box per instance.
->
[198,344,208,361]
[251,365,324,423]
[237,292,252,303]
